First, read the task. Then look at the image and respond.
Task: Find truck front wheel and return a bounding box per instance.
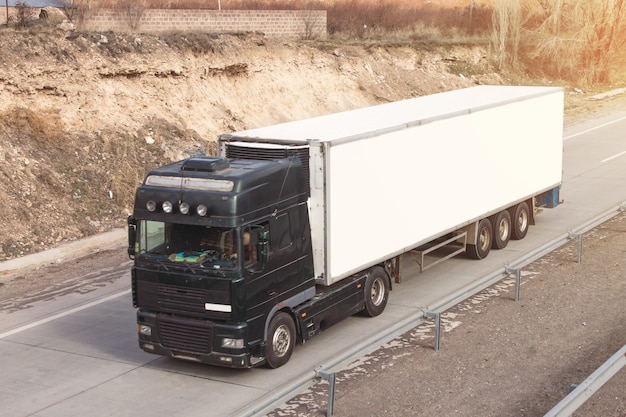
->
[265,312,296,369]
[467,218,492,260]
[361,266,390,317]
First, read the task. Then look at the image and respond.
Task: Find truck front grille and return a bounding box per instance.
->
[157,285,207,313]
[157,315,213,354]
[136,281,229,317]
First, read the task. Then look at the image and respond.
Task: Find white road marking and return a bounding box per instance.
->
[601,150,626,163]
[0,289,130,339]
[564,115,626,141]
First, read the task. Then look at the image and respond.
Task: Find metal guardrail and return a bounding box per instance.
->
[232,200,626,417]
[232,307,428,417]
[543,344,626,417]
[430,200,626,314]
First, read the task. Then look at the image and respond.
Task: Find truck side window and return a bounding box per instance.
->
[275,212,292,250]
[140,220,166,253]
[242,227,257,266]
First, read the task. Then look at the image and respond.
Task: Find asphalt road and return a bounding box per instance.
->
[0,102,625,417]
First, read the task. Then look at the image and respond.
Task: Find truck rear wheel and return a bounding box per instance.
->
[491,210,512,249]
[510,202,530,240]
[361,266,390,317]
[265,312,296,369]
[467,218,492,260]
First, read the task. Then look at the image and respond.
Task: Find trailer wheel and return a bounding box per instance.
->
[361,266,390,317]
[467,218,492,260]
[510,202,530,240]
[265,312,296,369]
[491,210,512,249]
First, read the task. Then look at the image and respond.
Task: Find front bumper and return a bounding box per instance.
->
[136,309,264,369]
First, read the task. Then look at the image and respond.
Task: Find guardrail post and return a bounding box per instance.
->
[505,267,522,301]
[315,369,336,417]
[568,232,583,263]
[424,311,441,351]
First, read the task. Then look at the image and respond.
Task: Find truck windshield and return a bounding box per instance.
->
[137,220,239,269]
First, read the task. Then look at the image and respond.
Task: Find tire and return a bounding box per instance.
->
[491,210,512,249]
[510,202,530,240]
[265,312,296,369]
[467,218,493,260]
[361,266,390,317]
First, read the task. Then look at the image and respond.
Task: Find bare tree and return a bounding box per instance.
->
[579,0,626,83]
[530,0,626,85]
[59,0,94,25]
[118,0,146,31]
[490,0,522,70]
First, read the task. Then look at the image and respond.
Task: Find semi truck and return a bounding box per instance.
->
[128,85,564,368]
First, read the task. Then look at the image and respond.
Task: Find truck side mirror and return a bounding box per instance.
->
[257,230,269,264]
[127,216,137,259]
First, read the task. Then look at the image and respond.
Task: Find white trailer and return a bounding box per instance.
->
[219,85,563,285]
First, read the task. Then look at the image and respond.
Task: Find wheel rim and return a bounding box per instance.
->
[517,210,528,233]
[498,219,510,241]
[370,277,385,306]
[479,227,490,251]
[272,324,291,358]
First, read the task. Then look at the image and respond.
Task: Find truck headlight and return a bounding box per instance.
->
[222,338,244,349]
[138,324,152,336]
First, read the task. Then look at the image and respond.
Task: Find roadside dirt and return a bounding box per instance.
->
[270,212,626,417]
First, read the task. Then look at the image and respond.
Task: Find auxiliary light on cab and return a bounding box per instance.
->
[162,201,173,213]
[197,204,208,216]
[146,200,157,212]
[179,202,190,214]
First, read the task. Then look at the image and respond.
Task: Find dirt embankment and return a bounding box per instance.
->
[0,26,614,263]
[0,28,512,261]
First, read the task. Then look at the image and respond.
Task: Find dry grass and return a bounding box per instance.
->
[64,0,492,37]
[24,1,625,85]
[26,1,626,85]
[0,107,66,147]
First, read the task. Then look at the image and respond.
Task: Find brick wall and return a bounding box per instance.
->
[80,9,327,38]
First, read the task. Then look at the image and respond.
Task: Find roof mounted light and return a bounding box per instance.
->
[179,202,190,215]
[162,201,173,213]
[197,204,208,217]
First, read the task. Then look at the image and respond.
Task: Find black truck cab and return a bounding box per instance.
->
[129,155,315,367]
